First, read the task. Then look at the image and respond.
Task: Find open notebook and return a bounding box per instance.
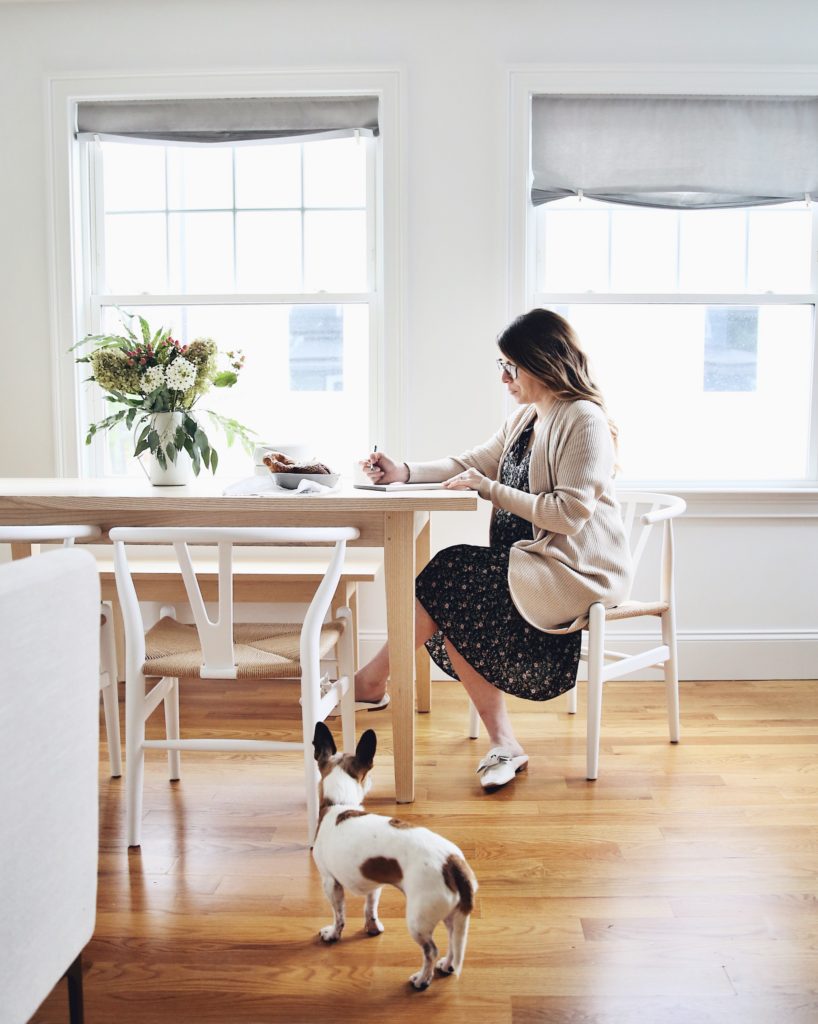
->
[354,482,446,491]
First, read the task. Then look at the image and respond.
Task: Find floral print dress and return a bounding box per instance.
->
[415,424,581,701]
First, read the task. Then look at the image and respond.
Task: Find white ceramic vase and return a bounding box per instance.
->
[146,411,192,486]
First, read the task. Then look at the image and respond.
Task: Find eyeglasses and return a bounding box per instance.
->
[496,358,519,380]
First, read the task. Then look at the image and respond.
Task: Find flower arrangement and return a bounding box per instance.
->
[72,311,254,475]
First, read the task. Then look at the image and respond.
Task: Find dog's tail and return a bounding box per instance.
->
[442,854,478,915]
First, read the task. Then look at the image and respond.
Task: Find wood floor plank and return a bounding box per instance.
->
[28,678,818,1024]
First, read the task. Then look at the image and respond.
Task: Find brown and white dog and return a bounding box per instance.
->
[312,722,477,990]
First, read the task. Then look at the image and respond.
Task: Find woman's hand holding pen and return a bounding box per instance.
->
[359,449,410,484]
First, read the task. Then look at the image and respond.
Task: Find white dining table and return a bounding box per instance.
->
[0,476,478,802]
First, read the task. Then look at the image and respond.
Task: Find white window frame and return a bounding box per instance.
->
[507,65,818,511]
[46,69,406,477]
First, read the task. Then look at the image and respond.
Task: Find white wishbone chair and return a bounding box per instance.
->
[0,524,122,777]
[110,526,359,847]
[467,492,686,780]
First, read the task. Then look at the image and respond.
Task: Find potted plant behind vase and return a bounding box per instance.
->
[72,311,255,484]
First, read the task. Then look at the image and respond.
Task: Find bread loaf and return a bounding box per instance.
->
[263,453,333,475]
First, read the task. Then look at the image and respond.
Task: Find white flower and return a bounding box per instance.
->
[141,365,165,393]
[164,357,197,392]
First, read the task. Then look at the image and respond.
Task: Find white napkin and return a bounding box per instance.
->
[223,475,338,497]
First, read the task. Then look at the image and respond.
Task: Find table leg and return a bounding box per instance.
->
[414,515,432,713]
[384,510,415,803]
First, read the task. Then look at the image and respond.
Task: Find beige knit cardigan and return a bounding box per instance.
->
[406,400,632,633]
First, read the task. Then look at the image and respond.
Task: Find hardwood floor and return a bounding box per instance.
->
[30,679,818,1024]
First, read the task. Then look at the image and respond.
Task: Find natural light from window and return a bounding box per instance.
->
[80,135,373,479]
[534,197,816,483]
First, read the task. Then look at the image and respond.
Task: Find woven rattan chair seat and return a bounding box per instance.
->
[604,599,669,622]
[143,616,344,679]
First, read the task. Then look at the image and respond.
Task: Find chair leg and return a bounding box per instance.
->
[567,683,578,715]
[125,672,146,847]
[337,609,356,755]
[65,952,84,1024]
[165,677,181,780]
[302,709,319,847]
[661,608,681,743]
[99,604,122,777]
[586,604,606,781]
[467,698,480,739]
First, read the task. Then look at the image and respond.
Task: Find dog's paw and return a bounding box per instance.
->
[365,918,384,936]
[409,971,432,990]
[435,957,455,975]
[319,926,341,943]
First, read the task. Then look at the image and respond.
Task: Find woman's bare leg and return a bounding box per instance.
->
[354,599,439,701]
[443,639,525,756]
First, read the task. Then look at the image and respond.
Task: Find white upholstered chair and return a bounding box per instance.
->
[111,526,359,847]
[0,524,122,777]
[0,548,100,1024]
[468,492,685,780]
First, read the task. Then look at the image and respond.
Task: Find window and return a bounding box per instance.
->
[524,88,818,486]
[78,132,375,477]
[533,197,817,483]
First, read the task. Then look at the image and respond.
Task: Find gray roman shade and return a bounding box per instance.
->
[531,95,818,209]
[75,95,379,144]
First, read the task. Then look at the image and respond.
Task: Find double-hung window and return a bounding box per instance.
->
[528,93,818,486]
[74,95,379,478]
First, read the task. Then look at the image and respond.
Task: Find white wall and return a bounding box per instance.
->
[1,0,816,679]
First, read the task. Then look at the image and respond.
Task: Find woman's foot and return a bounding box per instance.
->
[476,747,529,789]
[354,665,388,704]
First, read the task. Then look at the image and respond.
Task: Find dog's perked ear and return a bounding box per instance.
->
[313,721,337,765]
[355,729,377,768]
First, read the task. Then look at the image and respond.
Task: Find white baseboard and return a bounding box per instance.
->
[358,629,818,681]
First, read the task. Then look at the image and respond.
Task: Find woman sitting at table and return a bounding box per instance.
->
[355,308,632,790]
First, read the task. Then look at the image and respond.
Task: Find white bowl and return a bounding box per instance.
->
[270,472,340,490]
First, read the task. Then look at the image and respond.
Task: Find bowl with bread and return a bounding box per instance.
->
[262,450,339,489]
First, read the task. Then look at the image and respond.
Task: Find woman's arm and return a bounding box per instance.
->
[478,413,614,536]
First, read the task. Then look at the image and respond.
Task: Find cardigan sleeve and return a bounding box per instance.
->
[478,411,614,536]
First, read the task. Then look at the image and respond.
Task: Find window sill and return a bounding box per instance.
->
[617,484,818,519]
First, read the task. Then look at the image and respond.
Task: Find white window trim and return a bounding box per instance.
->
[507,64,818,516]
[46,68,406,477]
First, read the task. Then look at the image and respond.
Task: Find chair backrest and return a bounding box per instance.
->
[0,549,100,1024]
[615,491,686,602]
[110,526,360,680]
[0,524,102,550]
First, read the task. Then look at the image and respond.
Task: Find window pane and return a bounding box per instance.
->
[303,137,367,208]
[102,142,165,211]
[235,143,301,209]
[104,214,167,293]
[747,208,812,293]
[556,303,813,481]
[541,206,609,292]
[703,307,758,392]
[289,305,344,390]
[678,210,747,292]
[167,146,233,210]
[609,208,678,292]
[304,211,367,291]
[235,212,302,292]
[538,200,812,296]
[168,213,234,293]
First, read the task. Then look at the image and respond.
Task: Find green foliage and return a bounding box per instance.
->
[72,309,254,475]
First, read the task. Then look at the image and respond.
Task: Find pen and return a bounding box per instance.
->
[368,445,378,471]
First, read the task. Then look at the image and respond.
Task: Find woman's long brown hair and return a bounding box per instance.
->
[498,308,619,456]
